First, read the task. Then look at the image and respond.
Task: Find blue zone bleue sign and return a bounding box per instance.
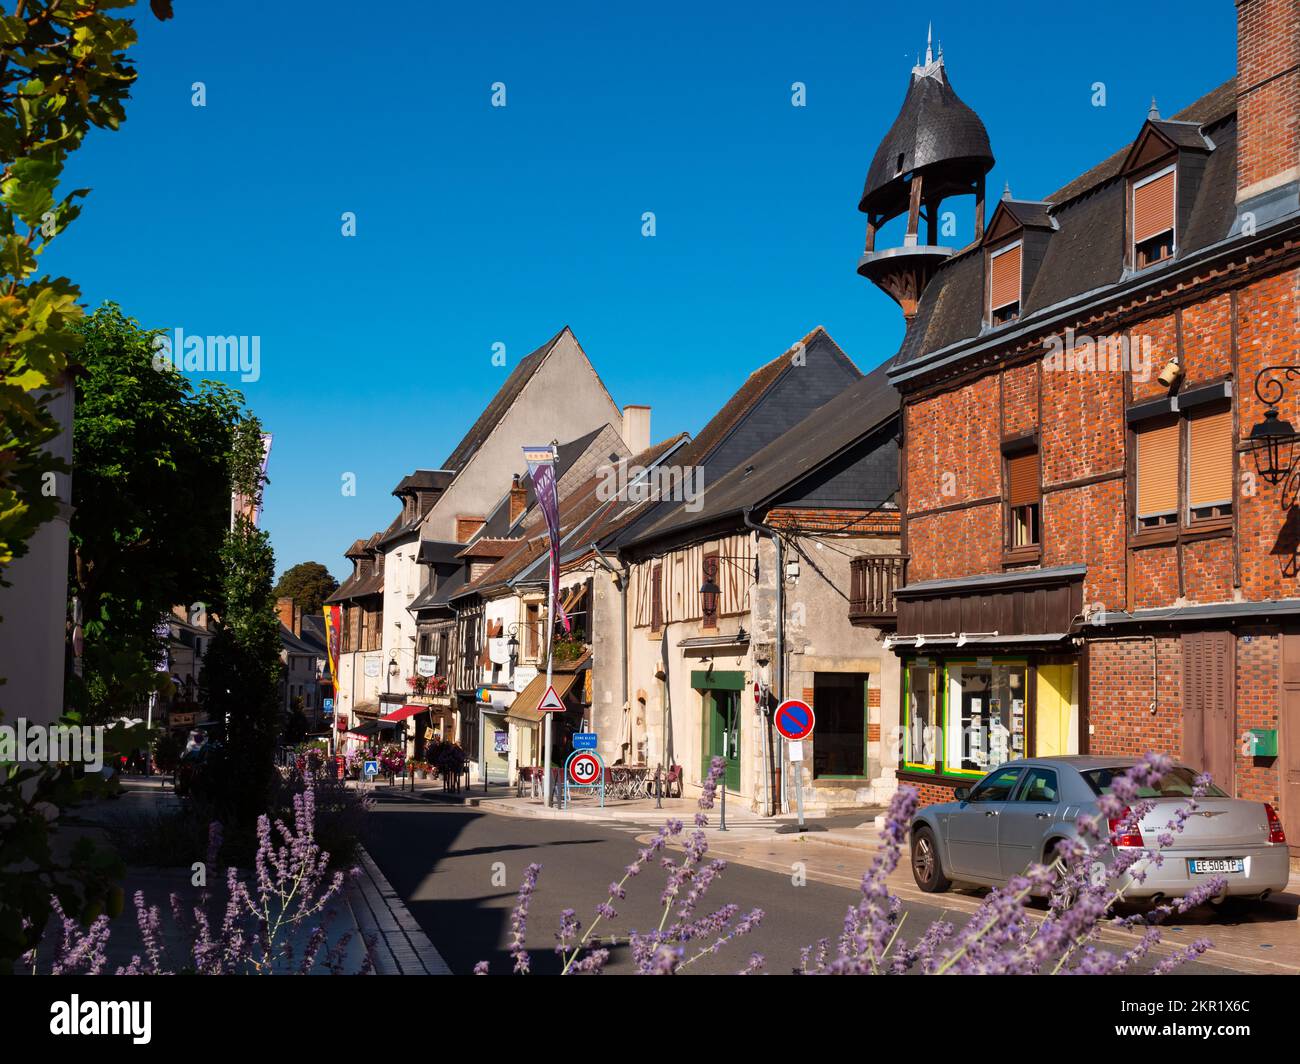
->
[573,733,597,750]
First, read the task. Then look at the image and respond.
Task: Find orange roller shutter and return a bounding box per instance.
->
[1136,420,1180,517]
[1133,170,1175,244]
[1007,450,1040,506]
[989,243,1022,311]
[1188,408,1234,508]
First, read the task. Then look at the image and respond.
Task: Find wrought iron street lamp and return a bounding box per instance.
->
[1248,367,1300,488]
[697,554,759,604]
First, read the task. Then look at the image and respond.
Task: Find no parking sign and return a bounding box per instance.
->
[774,698,814,831]
[774,699,815,741]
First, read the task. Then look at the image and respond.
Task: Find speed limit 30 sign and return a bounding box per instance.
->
[568,751,601,786]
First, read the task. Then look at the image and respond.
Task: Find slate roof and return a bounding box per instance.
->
[1048,81,1235,204]
[476,425,611,540]
[440,327,567,473]
[451,433,692,601]
[860,59,994,218]
[892,81,1249,377]
[326,530,386,603]
[299,614,327,650]
[604,327,862,552]
[280,623,325,657]
[393,470,453,495]
[417,540,464,565]
[996,199,1054,230]
[627,359,900,545]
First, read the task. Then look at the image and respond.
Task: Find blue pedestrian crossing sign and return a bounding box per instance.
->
[774,699,815,742]
[363,759,378,779]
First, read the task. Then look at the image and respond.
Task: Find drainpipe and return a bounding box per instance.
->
[744,506,780,817]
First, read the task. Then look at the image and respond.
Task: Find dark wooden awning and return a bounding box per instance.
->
[895,565,1085,641]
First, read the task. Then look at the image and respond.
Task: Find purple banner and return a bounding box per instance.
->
[522,445,570,634]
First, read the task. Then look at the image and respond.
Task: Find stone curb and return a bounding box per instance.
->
[347,846,452,975]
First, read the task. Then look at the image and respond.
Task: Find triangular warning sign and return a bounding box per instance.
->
[538,684,566,712]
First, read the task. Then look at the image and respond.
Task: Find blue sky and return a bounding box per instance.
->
[50,0,1236,582]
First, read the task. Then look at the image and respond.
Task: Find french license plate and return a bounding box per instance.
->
[1187,857,1244,875]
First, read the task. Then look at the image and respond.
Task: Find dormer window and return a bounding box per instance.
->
[1132,165,1175,268]
[988,241,1022,325]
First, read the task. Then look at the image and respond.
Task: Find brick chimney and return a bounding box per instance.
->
[509,474,527,524]
[276,595,295,633]
[621,405,651,455]
[1236,0,1300,202]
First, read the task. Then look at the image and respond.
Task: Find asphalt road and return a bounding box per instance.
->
[362,799,1235,976]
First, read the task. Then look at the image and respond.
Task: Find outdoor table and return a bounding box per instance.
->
[516,765,561,799]
[607,764,650,800]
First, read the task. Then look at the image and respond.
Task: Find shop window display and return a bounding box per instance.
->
[905,662,938,769]
[944,662,1027,774]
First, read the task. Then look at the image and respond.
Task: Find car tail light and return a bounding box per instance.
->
[1265,803,1286,844]
[1108,808,1144,848]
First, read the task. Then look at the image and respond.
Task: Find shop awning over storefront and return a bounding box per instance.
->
[678,630,749,652]
[507,671,579,723]
[381,704,427,723]
[346,718,400,738]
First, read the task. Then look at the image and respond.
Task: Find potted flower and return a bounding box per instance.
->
[379,743,406,778]
[551,629,587,664]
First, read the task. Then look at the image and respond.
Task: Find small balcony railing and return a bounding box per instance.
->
[848,555,907,628]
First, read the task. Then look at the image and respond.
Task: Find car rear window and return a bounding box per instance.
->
[1081,765,1227,799]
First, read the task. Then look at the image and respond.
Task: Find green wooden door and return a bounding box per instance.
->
[705,688,741,792]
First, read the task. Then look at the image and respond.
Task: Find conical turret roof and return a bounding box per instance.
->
[859,41,994,220]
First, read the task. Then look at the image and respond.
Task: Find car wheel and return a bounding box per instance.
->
[1044,840,1077,909]
[911,826,951,893]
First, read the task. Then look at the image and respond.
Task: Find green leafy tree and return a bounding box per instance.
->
[0,0,174,971]
[273,561,338,617]
[68,303,249,720]
[0,0,171,577]
[200,417,283,825]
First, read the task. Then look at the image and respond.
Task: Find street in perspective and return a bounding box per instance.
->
[1,0,1298,1046]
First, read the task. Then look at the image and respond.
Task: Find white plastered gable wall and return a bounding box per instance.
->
[417,329,624,545]
[384,329,623,692]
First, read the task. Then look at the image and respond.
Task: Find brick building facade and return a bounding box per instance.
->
[857,0,1300,851]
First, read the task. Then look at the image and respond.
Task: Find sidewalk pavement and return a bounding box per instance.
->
[59,776,446,975]
[371,776,1300,975]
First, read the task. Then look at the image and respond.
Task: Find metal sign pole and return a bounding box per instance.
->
[542,552,555,808]
[792,739,806,830]
[145,691,155,780]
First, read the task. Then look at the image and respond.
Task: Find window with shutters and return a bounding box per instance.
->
[1004,446,1040,551]
[988,241,1022,325]
[1186,406,1233,523]
[525,601,541,661]
[1135,418,1180,529]
[1132,165,1175,268]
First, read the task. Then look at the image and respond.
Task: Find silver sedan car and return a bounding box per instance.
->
[909,756,1291,902]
